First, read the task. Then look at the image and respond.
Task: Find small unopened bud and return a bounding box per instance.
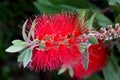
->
[100,27,107,34]
[115,23,120,29]
[108,25,112,29]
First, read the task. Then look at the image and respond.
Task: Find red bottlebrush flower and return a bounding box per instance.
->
[23,12,108,79]
[28,12,86,71]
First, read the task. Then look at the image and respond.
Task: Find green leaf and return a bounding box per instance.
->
[108,0,120,5]
[23,48,32,68]
[88,74,103,80]
[12,40,28,46]
[17,50,26,62]
[22,19,28,42]
[81,48,89,70]
[34,0,61,13]
[28,19,36,40]
[115,14,120,23]
[116,43,120,51]
[92,10,112,27]
[103,65,119,80]
[12,40,24,45]
[109,57,118,73]
[111,4,120,17]
[78,43,86,53]
[77,9,86,21]
[5,45,26,53]
[58,65,67,75]
[102,54,119,80]
[68,67,74,77]
[88,35,98,44]
[34,0,99,13]
[84,13,96,29]
[39,43,46,50]
[49,0,99,9]
[81,42,90,70]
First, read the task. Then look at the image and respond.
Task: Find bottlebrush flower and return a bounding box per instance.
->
[27,13,108,78]
[28,12,88,71]
[6,12,109,79]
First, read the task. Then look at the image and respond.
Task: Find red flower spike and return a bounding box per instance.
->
[25,12,108,79]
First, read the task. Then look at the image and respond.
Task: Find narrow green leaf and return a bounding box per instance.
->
[109,57,118,73]
[22,19,28,42]
[17,50,26,62]
[68,67,74,77]
[12,40,24,45]
[115,14,120,23]
[81,48,89,70]
[88,35,98,44]
[81,42,90,70]
[116,43,120,51]
[23,48,32,68]
[12,40,28,46]
[28,19,36,40]
[5,45,26,53]
[78,43,86,53]
[77,9,86,21]
[84,13,96,29]
[58,65,67,75]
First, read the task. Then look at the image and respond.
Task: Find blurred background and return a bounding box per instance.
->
[0,0,120,80]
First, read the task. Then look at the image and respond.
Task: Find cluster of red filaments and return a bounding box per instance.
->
[25,12,108,79]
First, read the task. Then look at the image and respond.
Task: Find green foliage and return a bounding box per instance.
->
[6,17,38,68]
[28,19,36,39]
[78,10,86,19]
[34,0,113,27]
[5,45,26,53]
[58,65,67,75]
[23,48,32,68]
[78,42,91,70]
[87,74,103,80]
[58,65,74,77]
[84,13,96,29]
[22,19,29,42]
[115,14,120,23]
[81,42,90,70]
[17,50,26,62]
[108,0,120,5]
[68,67,74,77]
[17,48,33,68]
[5,40,28,53]
[92,10,112,27]
[78,43,86,53]
[88,35,98,44]
[103,54,119,80]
